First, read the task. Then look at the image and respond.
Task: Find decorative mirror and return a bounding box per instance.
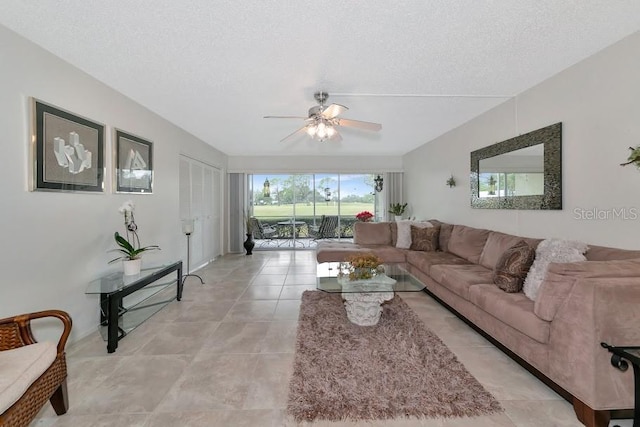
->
[470,122,562,210]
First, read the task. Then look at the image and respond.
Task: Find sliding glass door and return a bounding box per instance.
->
[249,173,378,250]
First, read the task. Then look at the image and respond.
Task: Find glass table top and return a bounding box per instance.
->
[317,262,426,293]
[85,263,179,295]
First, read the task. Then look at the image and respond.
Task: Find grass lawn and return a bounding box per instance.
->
[253,202,374,219]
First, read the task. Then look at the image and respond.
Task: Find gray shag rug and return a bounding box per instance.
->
[287,291,502,422]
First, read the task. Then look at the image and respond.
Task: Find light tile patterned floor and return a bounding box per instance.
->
[34,251,631,427]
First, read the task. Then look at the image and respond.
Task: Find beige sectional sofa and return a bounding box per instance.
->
[316,220,640,427]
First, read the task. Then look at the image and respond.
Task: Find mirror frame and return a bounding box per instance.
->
[470,122,562,210]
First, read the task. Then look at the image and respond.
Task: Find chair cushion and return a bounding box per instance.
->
[0,341,57,414]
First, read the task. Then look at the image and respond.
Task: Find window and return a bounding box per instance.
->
[248,173,378,248]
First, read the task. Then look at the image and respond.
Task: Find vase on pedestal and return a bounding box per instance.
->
[244,233,255,255]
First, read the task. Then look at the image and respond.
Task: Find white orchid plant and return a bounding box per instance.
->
[108,200,160,263]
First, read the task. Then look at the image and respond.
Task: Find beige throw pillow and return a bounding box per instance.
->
[523,239,588,300]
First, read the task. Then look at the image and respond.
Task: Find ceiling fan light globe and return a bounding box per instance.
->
[306,125,317,136]
[316,122,328,138]
[326,126,336,137]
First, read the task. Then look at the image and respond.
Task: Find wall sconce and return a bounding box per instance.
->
[263,178,270,197]
[621,145,640,169]
[446,175,456,188]
[324,187,331,202]
[374,175,383,192]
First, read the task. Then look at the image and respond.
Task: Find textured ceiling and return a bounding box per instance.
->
[2,1,640,157]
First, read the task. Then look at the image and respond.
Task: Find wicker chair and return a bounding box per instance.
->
[0,310,72,427]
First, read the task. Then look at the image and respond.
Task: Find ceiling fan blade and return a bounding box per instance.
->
[264,115,308,119]
[330,130,343,142]
[336,118,382,132]
[280,125,308,143]
[321,103,348,119]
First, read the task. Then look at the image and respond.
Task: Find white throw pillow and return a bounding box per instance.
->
[396,221,432,249]
[523,239,588,301]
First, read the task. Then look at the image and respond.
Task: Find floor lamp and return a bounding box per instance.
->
[182,219,204,285]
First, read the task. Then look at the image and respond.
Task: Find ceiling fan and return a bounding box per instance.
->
[264,91,382,142]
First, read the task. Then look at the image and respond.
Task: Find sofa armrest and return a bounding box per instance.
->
[0,310,72,355]
[547,276,640,410]
[535,258,640,321]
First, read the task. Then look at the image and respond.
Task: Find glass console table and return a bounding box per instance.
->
[85,262,183,353]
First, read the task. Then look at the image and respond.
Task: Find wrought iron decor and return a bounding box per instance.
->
[114,129,153,193]
[470,122,562,210]
[31,99,105,192]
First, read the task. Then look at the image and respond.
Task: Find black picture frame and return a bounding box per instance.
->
[115,129,153,193]
[31,99,105,192]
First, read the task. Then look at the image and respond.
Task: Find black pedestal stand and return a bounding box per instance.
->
[183,232,204,285]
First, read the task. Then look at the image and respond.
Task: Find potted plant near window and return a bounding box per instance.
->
[109,201,160,275]
[388,203,408,221]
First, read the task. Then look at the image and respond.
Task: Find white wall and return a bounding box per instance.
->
[228,155,403,173]
[0,25,227,342]
[403,31,640,249]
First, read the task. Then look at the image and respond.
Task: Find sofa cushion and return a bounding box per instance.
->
[534,258,640,321]
[479,231,541,270]
[390,222,398,246]
[469,284,550,344]
[359,245,408,263]
[523,239,588,301]
[431,264,494,300]
[0,341,57,414]
[353,222,392,246]
[410,225,439,252]
[447,225,491,264]
[406,251,471,276]
[428,220,454,252]
[396,221,432,249]
[493,241,536,293]
[316,242,406,263]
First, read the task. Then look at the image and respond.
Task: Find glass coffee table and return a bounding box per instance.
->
[316,262,425,326]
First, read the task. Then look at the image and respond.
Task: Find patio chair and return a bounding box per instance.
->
[309,215,339,241]
[249,217,277,246]
[0,310,72,427]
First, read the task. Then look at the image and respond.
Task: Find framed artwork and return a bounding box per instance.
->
[114,129,153,193]
[31,99,105,192]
